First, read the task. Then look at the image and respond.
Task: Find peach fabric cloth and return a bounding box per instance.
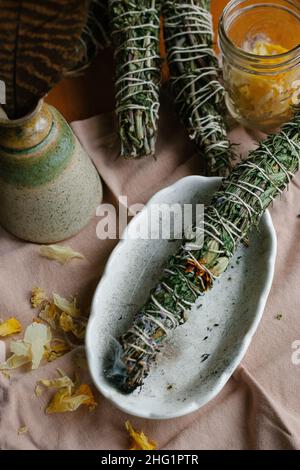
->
[0,103,300,450]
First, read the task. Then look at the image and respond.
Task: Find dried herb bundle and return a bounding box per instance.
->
[109,0,161,158]
[105,112,300,393]
[163,0,234,176]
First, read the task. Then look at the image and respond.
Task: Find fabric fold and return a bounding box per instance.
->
[0,103,299,449]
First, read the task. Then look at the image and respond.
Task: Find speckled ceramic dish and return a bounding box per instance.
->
[0,100,102,243]
[87,176,277,420]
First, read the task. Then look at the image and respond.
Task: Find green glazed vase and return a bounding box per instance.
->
[0,100,103,243]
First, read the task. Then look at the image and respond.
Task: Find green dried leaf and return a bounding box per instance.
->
[109,0,162,158]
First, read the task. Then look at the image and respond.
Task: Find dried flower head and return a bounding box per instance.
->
[37,370,97,414]
[0,322,51,370]
[31,287,48,308]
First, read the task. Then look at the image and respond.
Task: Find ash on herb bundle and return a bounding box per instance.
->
[109,0,161,158]
[105,113,300,393]
[163,0,234,176]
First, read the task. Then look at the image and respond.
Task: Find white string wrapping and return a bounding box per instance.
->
[109,1,161,158]
[163,1,233,176]
[115,128,300,380]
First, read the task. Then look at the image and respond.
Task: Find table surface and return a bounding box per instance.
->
[46,0,229,122]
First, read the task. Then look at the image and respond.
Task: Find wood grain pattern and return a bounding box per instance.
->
[0,0,89,118]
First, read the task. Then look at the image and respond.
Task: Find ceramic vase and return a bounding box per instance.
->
[0,100,102,243]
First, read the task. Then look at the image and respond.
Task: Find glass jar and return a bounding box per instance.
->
[219,0,300,132]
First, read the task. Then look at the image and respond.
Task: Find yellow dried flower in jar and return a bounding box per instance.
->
[219,0,300,132]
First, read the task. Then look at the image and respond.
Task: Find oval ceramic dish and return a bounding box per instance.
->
[86,176,277,419]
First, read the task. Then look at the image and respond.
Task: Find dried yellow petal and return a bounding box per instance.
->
[0,354,30,370]
[46,383,97,414]
[45,388,71,414]
[24,322,51,369]
[18,426,28,435]
[70,319,87,340]
[231,40,294,123]
[40,244,85,265]
[37,369,97,414]
[31,287,48,308]
[46,388,78,414]
[44,339,70,362]
[10,340,31,357]
[76,384,98,411]
[125,421,157,450]
[252,41,287,56]
[0,322,51,370]
[0,317,22,337]
[59,312,74,333]
[39,303,58,329]
[58,313,86,339]
[53,294,80,317]
[39,376,74,394]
